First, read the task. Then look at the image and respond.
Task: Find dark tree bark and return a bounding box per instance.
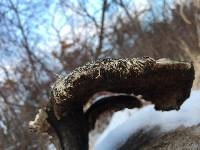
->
[29,57,194,150]
[46,108,88,150]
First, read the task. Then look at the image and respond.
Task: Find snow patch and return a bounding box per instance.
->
[0,120,7,135]
[94,90,200,150]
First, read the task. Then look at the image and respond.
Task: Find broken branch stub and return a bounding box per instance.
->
[50,57,194,119]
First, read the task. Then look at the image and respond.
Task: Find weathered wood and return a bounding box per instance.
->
[46,108,88,150]
[30,57,195,150]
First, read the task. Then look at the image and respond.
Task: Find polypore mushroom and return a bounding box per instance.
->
[29,57,194,150]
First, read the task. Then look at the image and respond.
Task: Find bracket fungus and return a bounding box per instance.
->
[29,57,194,150]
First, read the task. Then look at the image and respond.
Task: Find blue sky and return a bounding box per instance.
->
[0,0,178,79]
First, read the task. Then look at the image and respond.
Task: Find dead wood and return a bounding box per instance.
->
[30,57,194,150]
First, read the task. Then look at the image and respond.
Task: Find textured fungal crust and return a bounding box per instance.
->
[50,57,194,119]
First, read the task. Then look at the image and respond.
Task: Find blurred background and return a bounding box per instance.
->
[0,0,200,149]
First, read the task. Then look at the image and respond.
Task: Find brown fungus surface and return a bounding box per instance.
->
[50,57,194,119]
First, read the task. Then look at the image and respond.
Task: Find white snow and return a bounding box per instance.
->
[0,120,7,135]
[94,90,200,150]
[48,143,56,150]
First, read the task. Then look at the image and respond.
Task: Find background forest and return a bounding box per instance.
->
[0,0,200,149]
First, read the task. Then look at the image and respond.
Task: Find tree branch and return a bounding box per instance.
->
[95,0,108,59]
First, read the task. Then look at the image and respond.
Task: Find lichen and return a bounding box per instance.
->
[29,109,50,134]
